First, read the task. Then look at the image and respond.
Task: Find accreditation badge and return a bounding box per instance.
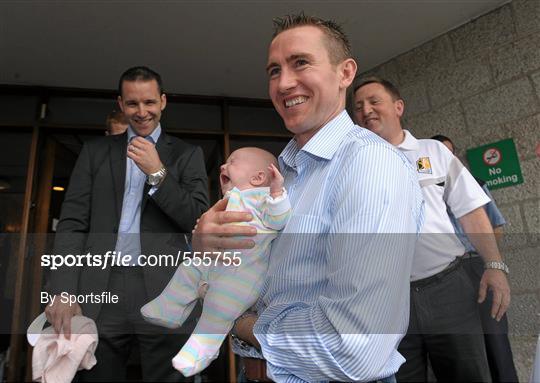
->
[417,157,432,174]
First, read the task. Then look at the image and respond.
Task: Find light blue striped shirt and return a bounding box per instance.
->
[114,125,161,265]
[252,111,424,382]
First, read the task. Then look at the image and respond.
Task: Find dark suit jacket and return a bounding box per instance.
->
[48,130,209,320]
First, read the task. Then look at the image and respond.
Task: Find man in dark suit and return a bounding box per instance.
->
[45,66,209,381]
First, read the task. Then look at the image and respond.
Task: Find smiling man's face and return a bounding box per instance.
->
[353,82,404,144]
[354,83,404,144]
[267,25,351,148]
[118,79,166,137]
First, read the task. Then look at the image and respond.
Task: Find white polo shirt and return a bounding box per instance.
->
[397,130,490,281]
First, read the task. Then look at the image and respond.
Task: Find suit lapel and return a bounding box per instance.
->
[141,132,173,211]
[110,133,127,220]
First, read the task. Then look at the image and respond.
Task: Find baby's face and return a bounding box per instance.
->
[219,149,261,194]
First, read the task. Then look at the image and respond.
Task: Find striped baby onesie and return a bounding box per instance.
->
[141,186,291,376]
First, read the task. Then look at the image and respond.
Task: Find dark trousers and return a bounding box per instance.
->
[77,267,195,382]
[397,260,491,382]
[462,256,518,382]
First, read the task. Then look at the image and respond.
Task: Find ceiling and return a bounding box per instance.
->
[0,0,509,99]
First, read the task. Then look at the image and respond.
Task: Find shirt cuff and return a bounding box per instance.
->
[231,336,264,359]
[265,188,291,216]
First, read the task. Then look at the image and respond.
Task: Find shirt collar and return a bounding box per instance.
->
[396,129,419,151]
[279,110,355,169]
[127,124,162,144]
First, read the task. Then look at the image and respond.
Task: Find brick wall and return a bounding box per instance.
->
[357,1,540,380]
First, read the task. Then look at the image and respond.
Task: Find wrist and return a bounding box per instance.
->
[484,260,509,275]
[147,165,167,186]
[270,190,283,198]
[233,311,259,348]
[233,311,256,336]
[269,187,286,200]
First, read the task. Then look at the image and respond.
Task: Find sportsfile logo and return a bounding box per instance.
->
[41,251,242,270]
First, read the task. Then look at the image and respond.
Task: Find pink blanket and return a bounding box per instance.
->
[31,315,98,383]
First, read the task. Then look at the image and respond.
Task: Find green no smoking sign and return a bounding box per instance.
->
[466,138,523,190]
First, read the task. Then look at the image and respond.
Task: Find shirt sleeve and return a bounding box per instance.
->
[150,146,209,232]
[443,152,490,219]
[254,144,424,382]
[481,185,506,227]
[49,142,93,295]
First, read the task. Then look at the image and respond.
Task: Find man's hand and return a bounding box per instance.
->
[44,297,82,340]
[478,269,510,321]
[459,207,511,321]
[192,198,256,253]
[268,163,285,199]
[127,137,162,175]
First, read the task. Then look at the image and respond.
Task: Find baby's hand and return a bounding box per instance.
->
[268,163,284,198]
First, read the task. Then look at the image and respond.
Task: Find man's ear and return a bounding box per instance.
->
[117,96,124,112]
[339,58,358,89]
[395,99,404,118]
[160,94,167,111]
[250,171,267,187]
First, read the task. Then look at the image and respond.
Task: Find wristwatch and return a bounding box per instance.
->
[484,261,509,274]
[146,166,167,186]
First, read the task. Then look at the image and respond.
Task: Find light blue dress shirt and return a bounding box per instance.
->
[114,125,161,265]
[247,111,424,382]
[449,183,506,253]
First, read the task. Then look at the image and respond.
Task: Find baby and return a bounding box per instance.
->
[141,147,291,376]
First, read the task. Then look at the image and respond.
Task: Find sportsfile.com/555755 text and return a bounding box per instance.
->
[40,251,242,270]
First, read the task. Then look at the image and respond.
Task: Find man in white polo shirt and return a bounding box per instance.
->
[353,77,511,382]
